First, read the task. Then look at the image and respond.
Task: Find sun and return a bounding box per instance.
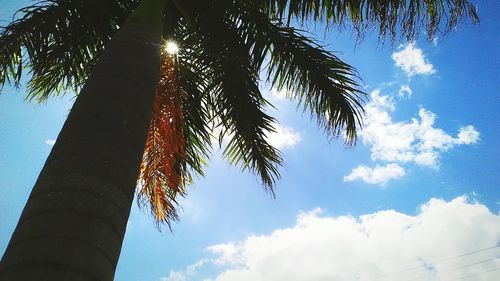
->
[164,41,179,55]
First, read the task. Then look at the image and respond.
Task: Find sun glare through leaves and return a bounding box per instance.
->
[164,41,179,55]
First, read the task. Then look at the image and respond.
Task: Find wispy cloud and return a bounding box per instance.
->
[398,84,412,98]
[270,88,289,100]
[432,36,439,46]
[392,43,435,77]
[346,89,479,185]
[44,139,56,146]
[165,196,500,281]
[162,259,210,281]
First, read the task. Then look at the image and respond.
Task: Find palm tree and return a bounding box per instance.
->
[0,0,478,280]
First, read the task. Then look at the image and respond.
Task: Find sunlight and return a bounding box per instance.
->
[164,41,179,55]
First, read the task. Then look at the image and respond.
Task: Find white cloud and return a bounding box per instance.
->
[347,90,480,184]
[392,43,435,77]
[210,119,300,150]
[344,163,405,185]
[457,125,481,144]
[166,196,500,281]
[270,88,289,100]
[266,124,301,149]
[398,84,413,98]
[44,139,56,146]
[364,90,479,166]
[432,36,439,46]
[162,260,210,281]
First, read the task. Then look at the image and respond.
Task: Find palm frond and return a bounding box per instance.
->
[259,0,479,41]
[233,4,364,144]
[191,9,283,191]
[176,23,214,179]
[138,54,186,227]
[137,23,214,227]
[266,24,365,144]
[0,0,129,101]
[177,61,212,180]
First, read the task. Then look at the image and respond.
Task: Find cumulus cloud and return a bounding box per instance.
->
[266,123,301,149]
[362,90,479,167]
[346,90,479,185]
[44,139,56,146]
[457,125,481,144]
[392,43,435,77]
[344,163,405,185]
[165,196,500,281]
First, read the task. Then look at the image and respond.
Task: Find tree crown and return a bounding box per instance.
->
[0,0,479,226]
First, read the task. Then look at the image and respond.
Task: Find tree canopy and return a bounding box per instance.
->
[0,0,479,225]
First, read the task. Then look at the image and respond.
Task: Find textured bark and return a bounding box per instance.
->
[0,24,161,281]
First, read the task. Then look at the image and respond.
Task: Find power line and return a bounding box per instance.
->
[404,257,499,281]
[369,244,499,280]
[452,267,500,280]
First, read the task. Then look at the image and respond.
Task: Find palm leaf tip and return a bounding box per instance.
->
[263,0,479,42]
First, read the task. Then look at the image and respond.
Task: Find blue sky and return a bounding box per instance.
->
[0,1,499,281]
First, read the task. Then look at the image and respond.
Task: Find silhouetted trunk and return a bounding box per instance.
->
[0,24,160,281]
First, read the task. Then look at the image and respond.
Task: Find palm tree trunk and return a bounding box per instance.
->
[0,23,161,281]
